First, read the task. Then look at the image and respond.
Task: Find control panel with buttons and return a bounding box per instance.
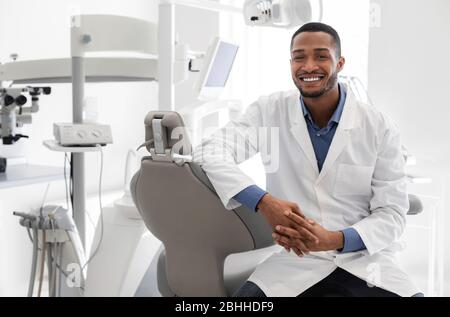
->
[53,123,113,146]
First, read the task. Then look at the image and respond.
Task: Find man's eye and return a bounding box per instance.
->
[294,56,305,61]
[318,55,328,60]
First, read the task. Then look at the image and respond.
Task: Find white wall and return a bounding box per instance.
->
[368,0,450,296]
[0,0,219,296]
[368,0,450,165]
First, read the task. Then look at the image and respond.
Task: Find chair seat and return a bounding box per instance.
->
[224,245,281,296]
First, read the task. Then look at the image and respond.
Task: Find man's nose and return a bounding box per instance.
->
[301,59,319,72]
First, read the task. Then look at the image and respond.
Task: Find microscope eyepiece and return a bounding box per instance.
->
[4,94,15,106]
[15,95,27,106]
[28,87,51,96]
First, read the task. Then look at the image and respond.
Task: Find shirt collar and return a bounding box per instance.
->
[300,83,347,126]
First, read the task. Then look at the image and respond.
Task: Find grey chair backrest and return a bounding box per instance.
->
[131,111,273,297]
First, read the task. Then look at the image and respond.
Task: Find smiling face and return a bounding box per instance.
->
[291,31,345,98]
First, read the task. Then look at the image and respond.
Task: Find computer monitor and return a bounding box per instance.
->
[195,37,239,101]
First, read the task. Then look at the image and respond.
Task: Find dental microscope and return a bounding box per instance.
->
[0,86,51,172]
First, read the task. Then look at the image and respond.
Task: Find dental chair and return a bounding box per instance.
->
[130,111,275,297]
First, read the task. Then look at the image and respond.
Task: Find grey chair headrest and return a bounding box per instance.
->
[140,111,192,161]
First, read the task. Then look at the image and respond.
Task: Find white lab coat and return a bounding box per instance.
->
[194,87,420,297]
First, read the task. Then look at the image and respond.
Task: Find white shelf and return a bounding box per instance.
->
[0,164,65,189]
[43,140,103,153]
[0,57,157,84]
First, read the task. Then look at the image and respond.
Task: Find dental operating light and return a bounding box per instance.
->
[243,0,323,28]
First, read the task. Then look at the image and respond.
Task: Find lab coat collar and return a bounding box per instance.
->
[288,84,358,181]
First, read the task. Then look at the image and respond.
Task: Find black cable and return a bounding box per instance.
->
[81,146,104,272]
[64,154,70,212]
[65,154,74,216]
[70,153,74,218]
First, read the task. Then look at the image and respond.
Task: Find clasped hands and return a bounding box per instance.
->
[257,194,344,257]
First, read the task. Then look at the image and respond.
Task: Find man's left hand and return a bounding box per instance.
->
[272,210,344,256]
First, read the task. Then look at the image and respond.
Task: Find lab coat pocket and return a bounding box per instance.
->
[333,164,373,197]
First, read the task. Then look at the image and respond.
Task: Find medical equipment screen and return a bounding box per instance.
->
[205,42,238,88]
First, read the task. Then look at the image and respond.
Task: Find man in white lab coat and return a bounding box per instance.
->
[194,22,422,297]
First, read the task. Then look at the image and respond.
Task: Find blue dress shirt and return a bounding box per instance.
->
[233,84,366,253]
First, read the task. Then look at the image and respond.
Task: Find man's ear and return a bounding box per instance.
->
[337,56,346,72]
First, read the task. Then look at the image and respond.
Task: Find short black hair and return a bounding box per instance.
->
[290,22,341,57]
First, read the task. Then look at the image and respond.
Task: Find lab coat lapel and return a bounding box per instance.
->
[316,91,358,185]
[288,95,320,177]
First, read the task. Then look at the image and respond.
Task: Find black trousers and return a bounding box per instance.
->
[234,268,402,297]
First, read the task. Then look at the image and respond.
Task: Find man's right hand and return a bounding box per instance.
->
[257,194,319,255]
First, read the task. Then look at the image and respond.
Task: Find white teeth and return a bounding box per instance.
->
[302,77,321,82]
